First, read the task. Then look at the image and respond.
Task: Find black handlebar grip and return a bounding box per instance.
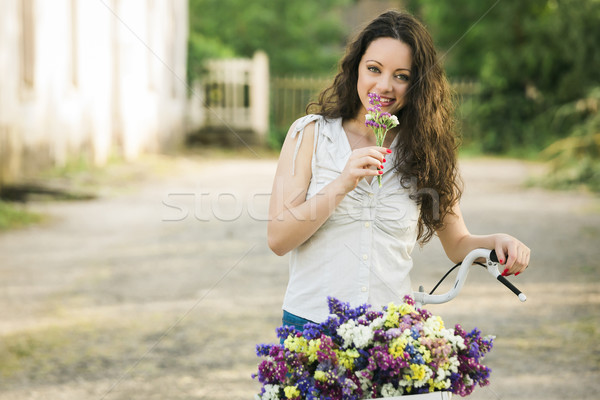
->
[489,249,500,263]
[497,275,527,302]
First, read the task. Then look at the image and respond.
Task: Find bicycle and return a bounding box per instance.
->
[390,248,527,399]
[414,247,527,309]
[256,248,527,400]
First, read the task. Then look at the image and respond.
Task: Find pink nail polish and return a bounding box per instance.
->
[515,272,521,276]
[502,268,509,276]
[383,158,386,163]
[378,171,383,175]
[386,149,392,154]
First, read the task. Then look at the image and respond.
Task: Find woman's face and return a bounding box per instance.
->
[356,37,412,119]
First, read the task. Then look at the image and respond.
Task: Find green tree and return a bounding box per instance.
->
[188,0,352,82]
[411,0,600,154]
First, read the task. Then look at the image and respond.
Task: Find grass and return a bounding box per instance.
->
[0,201,43,231]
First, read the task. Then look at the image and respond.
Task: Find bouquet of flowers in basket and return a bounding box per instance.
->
[253,296,494,399]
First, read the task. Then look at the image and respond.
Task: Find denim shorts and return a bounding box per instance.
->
[282,310,314,333]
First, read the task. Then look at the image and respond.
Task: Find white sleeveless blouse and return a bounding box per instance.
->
[282,114,420,323]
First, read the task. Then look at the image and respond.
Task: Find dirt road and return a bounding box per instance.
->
[0,153,598,400]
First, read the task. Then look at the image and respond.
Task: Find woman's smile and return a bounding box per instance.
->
[357,37,413,118]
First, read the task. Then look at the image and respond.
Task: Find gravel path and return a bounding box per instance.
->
[0,154,598,400]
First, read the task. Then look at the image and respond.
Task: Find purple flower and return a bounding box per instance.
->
[364,92,399,187]
[255,358,287,384]
[301,322,323,340]
[254,297,494,398]
[255,343,272,357]
[276,324,299,341]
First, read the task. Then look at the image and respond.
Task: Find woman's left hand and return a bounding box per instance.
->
[493,234,530,276]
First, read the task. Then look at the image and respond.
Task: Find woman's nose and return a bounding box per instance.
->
[376,75,393,92]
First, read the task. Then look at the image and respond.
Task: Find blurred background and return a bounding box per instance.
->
[1,0,599,191]
[0,1,599,399]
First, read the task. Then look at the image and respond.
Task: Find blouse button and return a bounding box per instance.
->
[361,286,368,292]
[362,254,368,260]
[364,222,370,228]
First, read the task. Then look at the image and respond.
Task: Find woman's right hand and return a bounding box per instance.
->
[336,146,391,193]
[268,120,390,256]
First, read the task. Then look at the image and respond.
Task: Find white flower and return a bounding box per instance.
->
[365,113,374,120]
[485,334,497,342]
[257,384,281,400]
[436,367,448,380]
[381,382,404,397]
[337,319,374,349]
[444,355,460,373]
[464,375,474,387]
[369,316,385,330]
[423,316,444,336]
[442,330,466,350]
[355,371,371,392]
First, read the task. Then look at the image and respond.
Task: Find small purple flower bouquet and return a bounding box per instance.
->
[253,297,494,399]
[365,93,399,187]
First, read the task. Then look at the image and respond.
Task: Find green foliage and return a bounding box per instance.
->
[0,201,42,231]
[188,0,352,82]
[413,0,600,154]
[267,124,289,151]
[187,32,236,84]
[538,87,600,191]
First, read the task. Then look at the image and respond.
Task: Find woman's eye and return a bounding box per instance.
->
[367,66,380,73]
[396,74,410,81]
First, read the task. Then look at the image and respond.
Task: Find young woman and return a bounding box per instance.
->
[267,10,530,330]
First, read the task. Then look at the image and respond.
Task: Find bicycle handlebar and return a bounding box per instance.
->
[489,249,527,302]
[413,248,527,307]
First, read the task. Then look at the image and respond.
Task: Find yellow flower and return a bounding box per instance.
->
[419,347,432,363]
[336,348,359,370]
[284,385,300,399]
[409,364,427,381]
[434,379,450,390]
[314,370,326,382]
[389,336,408,358]
[284,336,308,354]
[384,302,415,327]
[306,338,321,362]
[384,310,400,328]
[428,379,435,391]
[398,303,415,316]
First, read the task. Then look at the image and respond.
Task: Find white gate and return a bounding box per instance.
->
[188,51,269,143]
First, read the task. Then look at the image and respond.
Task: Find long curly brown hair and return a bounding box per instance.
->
[307,10,462,244]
